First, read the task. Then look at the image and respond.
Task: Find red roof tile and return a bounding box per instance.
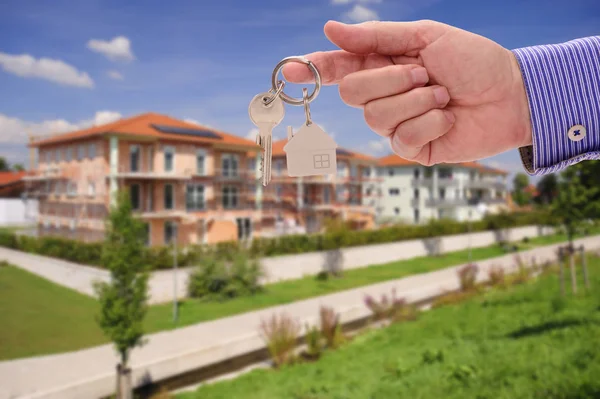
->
[0,171,27,187]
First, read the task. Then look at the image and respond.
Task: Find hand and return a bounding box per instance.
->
[283,20,533,165]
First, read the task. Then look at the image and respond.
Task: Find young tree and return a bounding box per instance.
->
[0,157,9,172]
[512,173,531,206]
[94,190,149,398]
[535,173,558,205]
[551,166,597,294]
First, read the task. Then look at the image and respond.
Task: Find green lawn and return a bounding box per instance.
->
[0,229,595,360]
[0,265,104,360]
[179,255,600,399]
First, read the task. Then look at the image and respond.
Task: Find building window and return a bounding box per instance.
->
[66,146,73,162]
[164,184,174,210]
[57,147,63,162]
[389,188,400,196]
[324,186,331,204]
[394,207,400,215]
[388,168,394,177]
[46,149,53,164]
[236,218,252,240]
[130,145,140,172]
[439,188,446,200]
[186,184,205,210]
[130,184,141,210]
[414,169,420,179]
[77,144,85,161]
[350,165,358,177]
[414,188,420,199]
[164,146,175,172]
[222,186,238,209]
[67,181,77,197]
[336,186,346,202]
[196,150,206,175]
[88,142,97,159]
[362,167,371,177]
[337,162,346,177]
[164,221,176,244]
[222,154,239,177]
[88,182,96,197]
[313,154,330,169]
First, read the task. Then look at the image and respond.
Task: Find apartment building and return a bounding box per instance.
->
[251,139,382,236]
[24,113,263,246]
[376,156,509,224]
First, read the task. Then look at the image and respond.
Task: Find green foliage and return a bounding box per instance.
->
[319,306,345,349]
[0,156,9,172]
[535,173,558,205]
[512,173,532,206]
[187,247,263,300]
[422,349,445,365]
[304,323,323,359]
[93,191,150,366]
[259,312,300,367]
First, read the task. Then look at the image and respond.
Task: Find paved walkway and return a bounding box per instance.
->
[1,236,597,399]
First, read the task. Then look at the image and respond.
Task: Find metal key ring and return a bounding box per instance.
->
[262,80,285,106]
[271,56,321,106]
[302,88,312,125]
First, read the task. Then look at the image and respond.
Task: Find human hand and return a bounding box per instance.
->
[283,20,533,165]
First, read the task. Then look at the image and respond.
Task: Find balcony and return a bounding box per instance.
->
[23,166,66,181]
[480,197,507,205]
[466,179,507,190]
[214,168,257,181]
[114,164,192,180]
[424,197,482,208]
[411,177,458,188]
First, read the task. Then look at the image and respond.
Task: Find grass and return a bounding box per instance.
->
[0,229,595,360]
[178,255,600,399]
[0,265,104,360]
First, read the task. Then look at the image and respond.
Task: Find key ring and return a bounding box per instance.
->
[302,88,312,126]
[262,80,285,106]
[271,56,321,106]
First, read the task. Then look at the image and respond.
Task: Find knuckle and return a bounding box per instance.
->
[363,102,380,128]
[338,79,358,106]
[395,126,419,148]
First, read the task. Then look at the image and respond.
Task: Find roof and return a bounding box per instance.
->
[0,171,27,187]
[378,155,508,175]
[28,112,259,150]
[283,124,336,152]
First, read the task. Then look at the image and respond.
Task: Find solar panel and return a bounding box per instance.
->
[336,148,353,156]
[151,124,222,140]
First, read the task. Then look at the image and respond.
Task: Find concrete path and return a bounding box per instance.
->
[1,235,597,399]
[0,225,555,304]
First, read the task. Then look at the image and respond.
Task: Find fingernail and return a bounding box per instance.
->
[411,67,429,85]
[433,86,450,106]
[444,110,456,124]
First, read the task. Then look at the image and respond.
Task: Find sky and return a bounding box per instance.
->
[0,0,599,184]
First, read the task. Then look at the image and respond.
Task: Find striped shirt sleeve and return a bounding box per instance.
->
[511,36,600,176]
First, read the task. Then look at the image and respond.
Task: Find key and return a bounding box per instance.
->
[248,92,285,186]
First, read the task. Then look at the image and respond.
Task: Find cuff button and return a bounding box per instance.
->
[568,124,586,142]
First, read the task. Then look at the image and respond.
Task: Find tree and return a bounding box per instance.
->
[0,157,9,172]
[535,173,558,205]
[512,173,531,206]
[12,163,25,172]
[94,190,149,399]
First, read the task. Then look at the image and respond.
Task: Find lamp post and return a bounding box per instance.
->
[172,221,178,323]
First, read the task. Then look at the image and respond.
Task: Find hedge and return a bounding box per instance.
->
[0,211,555,270]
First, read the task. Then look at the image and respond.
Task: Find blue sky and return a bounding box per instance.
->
[1,0,599,183]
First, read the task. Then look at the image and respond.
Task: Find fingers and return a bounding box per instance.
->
[282,51,391,85]
[390,109,456,162]
[324,20,446,56]
[363,85,451,137]
[339,65,429,108]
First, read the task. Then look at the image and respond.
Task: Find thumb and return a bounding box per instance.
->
[324,20,445,56]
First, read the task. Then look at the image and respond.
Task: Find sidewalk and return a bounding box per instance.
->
[1,236,597,399]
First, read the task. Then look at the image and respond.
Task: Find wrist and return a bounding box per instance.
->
[507,49,533,148]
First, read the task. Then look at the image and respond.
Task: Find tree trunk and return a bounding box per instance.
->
[569,251,577,294]
[116,363,133,399]
[580,246,590,290]
[559,249,565,297]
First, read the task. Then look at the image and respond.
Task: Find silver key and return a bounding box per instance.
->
[248,92,285,186]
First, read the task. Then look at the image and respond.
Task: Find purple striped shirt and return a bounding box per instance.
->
[512,36,600,175]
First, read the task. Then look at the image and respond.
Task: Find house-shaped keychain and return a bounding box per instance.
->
[283,124,337,177]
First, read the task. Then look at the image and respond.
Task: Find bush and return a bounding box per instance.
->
[0,231,18,249]
[259,312,301,367]
[319,306,345,349]
[364,288,417,323]
[304,323,323,359]
[187,248,263,300]
[457,263,479,292]
[487,265,506,287]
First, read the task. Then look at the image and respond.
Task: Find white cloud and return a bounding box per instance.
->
[106,70,124,80]
[184,118,215,130]
[332,0,381,4]
[87,36,135,62]
[343,5,380,22]
[0,52,94,88]
[0,111,122,144]
[366,137,390,156]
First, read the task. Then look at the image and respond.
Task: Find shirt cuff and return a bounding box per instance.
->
[511,36,600,175]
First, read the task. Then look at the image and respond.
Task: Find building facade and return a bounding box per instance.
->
[376,156,509,224]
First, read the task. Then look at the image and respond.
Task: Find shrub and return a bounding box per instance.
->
[0,260,9,268]
[304,323,322,359]
[259,312,301,367]
[422,349,445,364]
[187,248,263,300]
[0,231,18,249]
[457,263,479,292]
[512,254,532,284]
[364,288,417,323]
[319,306,345,349]
[487,265,505,287]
